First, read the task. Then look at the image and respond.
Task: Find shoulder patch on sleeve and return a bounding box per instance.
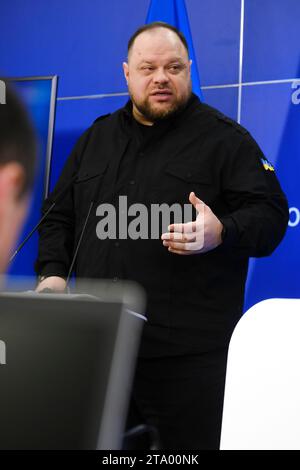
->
[261,157,275,172]
[216,113,249,135]
[93,113,111,124]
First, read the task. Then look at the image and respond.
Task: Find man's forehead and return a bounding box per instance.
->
[129,28,188,61]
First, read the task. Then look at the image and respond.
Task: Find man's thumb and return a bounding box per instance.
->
[189,192,203,211]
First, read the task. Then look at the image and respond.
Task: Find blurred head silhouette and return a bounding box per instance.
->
[0,80,36,273]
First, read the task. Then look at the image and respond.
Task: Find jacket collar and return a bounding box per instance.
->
[122,92,201,128]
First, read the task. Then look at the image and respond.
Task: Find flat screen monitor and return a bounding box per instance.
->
[7,76,57,279]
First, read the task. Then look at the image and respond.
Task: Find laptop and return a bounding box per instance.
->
[0,279,146,450]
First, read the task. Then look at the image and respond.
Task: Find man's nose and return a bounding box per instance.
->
[153,67,169,84]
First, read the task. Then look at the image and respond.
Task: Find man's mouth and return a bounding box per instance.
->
[150,90,173,101]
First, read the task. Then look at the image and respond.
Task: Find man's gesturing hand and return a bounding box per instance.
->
[161,192,223,255]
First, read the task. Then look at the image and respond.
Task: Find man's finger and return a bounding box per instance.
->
[167,246,192,255]
[161,231,197,243]
[164,240,203,251]
[168,220,197,234]
[189,192,205,213]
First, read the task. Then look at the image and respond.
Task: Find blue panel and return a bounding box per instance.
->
[202,86,238,120]
[240,82,298,164]
[241,81,300,310]
[49,95,128,191]
[187,0,241,86]
[0,0,241,95]
[0,0,150,97]
[8,78,56,277]
[243,0,300,82]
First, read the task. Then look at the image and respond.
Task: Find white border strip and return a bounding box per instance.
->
[44,75,58,198]
[241,78,300,86]
[56,79,300,101]
[202,83,239,90]
[57,92,129,101]
[237,0,245,123]
[202,78,300,90]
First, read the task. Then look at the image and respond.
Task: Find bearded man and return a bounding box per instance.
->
[35,22,288,449]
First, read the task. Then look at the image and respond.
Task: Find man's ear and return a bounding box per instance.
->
[123,62,129,85]
[0,162,25,203]
[0,162,28,273]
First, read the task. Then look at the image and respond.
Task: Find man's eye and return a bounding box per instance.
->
[169,65,182,72]
[141,66,153,71]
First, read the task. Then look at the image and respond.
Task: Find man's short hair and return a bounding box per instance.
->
[127,21,189,56]
[0,80,36,198]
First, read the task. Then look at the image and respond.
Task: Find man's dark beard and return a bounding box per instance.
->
[131,89,192,122]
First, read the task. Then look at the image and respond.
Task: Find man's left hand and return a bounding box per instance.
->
[161,192,223,255]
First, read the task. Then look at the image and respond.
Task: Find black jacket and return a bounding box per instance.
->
[35,94,289,356]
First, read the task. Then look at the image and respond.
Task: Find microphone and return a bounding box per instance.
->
[9,173,78,263]
[66,172,105,285]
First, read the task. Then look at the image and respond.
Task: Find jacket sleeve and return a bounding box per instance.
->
[218,132,289,257]
[34,127,92,278]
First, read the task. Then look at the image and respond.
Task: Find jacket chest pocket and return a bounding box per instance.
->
[149,162,215,206]
[73,164,108,219]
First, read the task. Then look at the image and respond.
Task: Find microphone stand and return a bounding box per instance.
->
[65,172,107,288]
[9,173,78,263]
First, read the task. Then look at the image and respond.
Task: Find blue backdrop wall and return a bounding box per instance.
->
[1,0,299,309]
